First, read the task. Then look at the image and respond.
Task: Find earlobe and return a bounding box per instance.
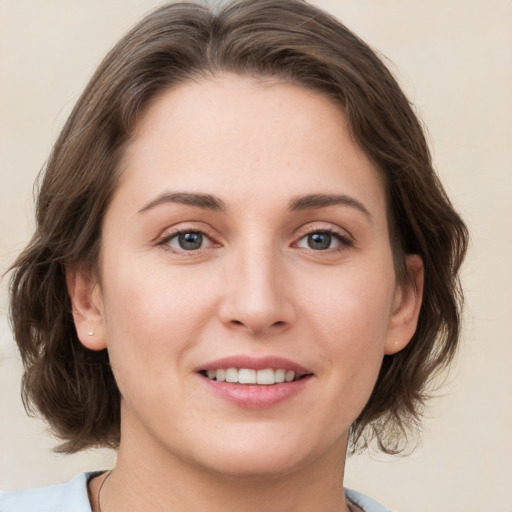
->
[66,266,107,351]
[384,254,424,355]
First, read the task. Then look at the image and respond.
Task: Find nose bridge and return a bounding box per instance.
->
[220,233,294,334]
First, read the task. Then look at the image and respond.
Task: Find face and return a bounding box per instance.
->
[71,75,422,479]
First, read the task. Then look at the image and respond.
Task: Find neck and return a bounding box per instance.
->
[97,420,352,512]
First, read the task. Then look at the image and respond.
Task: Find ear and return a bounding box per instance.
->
[384,254,424,355]
[66,266,107,351]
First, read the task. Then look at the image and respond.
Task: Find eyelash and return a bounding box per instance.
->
[157,227,217,254]
[293,227,353,253]
[156,226,353,254]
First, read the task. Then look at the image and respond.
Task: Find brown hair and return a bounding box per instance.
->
[9,0,468,454]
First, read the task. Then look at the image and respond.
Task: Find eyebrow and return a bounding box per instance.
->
[138,191,371,219]
[138,192,226,214]
[288,193,372,220]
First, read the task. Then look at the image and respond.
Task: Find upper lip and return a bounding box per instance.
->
[196,355,312,376]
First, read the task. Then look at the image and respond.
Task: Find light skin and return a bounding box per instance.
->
[68,75,423,512]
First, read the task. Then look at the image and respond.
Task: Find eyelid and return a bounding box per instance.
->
[156,223,221,253]
[293,222,353,242]
[292,223,354,252]
[154,221,353,254]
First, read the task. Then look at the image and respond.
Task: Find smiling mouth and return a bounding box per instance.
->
[199,368,311,385]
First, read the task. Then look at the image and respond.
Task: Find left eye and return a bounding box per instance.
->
[296,231,343,251]
[166,231,208,251]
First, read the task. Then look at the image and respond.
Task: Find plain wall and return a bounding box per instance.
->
[1,1,511,510]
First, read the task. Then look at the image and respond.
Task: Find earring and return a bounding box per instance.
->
[87,330,94,336]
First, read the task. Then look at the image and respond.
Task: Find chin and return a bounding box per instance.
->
[197,450,307,480]
[185,427,340,480]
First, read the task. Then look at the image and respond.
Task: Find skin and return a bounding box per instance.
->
[69,75,423,512]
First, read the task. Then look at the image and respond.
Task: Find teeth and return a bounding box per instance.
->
[239,368,256,384]
[204,368,299,385]
[285,370,295,382]
[275,369,286,383]
[256,368,275,385]
[225,368,238,383]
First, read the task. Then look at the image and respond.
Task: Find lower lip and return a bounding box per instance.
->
[200,375,311,408]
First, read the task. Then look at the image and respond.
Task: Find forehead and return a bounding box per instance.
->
[116,74,387,217]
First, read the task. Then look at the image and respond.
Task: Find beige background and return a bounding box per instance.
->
[1,1,511,510]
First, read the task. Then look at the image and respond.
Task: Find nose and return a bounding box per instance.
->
[218,244,296,336]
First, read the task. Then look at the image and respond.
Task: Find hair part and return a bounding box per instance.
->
[9,0,468,454]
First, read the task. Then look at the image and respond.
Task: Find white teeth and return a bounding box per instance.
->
[274,369,286,383]
[238,368,256,384]
[225,368,238,383]
[256,368,275,385]
[205,368,301,385]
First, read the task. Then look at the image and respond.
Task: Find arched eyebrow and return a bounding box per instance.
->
[138,192,226,214]
[288,193,372,221]
[138,191,371,220]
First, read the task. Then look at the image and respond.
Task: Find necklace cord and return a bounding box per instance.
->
[96,470,112,512]
[96,469,357,512]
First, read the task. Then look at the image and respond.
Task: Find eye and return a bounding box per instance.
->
[162,230,212,251]
[296,230,349,251]
[304,232,332,250]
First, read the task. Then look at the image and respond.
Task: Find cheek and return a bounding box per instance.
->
[102,248,210,322]
[305,267,395,344]
[99,259,219,380]
[301,265,396,396]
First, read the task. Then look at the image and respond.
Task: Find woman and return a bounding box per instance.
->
[2,1,468,511]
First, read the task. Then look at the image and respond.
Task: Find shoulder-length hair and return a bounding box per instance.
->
[9,0,468,454]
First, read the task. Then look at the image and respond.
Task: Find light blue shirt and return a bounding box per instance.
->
[0,472,392,511]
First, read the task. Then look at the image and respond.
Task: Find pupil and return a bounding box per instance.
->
[179,232,203,250]
[308,233,331,250]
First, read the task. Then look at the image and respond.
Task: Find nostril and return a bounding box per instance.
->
[230,319,288,329]
[225,315,290,335]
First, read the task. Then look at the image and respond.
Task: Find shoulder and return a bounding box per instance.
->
[0,472,99,512]
[1,478,395,512]
[345,488,395,512]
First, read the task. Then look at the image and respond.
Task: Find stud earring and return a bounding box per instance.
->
[87,330,94,336]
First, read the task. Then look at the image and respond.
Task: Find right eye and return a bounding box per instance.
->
[300,232,334,250]
[161,230,213,252]
[295,229,350,252]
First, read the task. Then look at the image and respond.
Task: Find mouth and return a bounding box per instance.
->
[198,367,310,385]
[196,356,313,408]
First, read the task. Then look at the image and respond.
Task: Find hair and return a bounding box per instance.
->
[9,0,468,454]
